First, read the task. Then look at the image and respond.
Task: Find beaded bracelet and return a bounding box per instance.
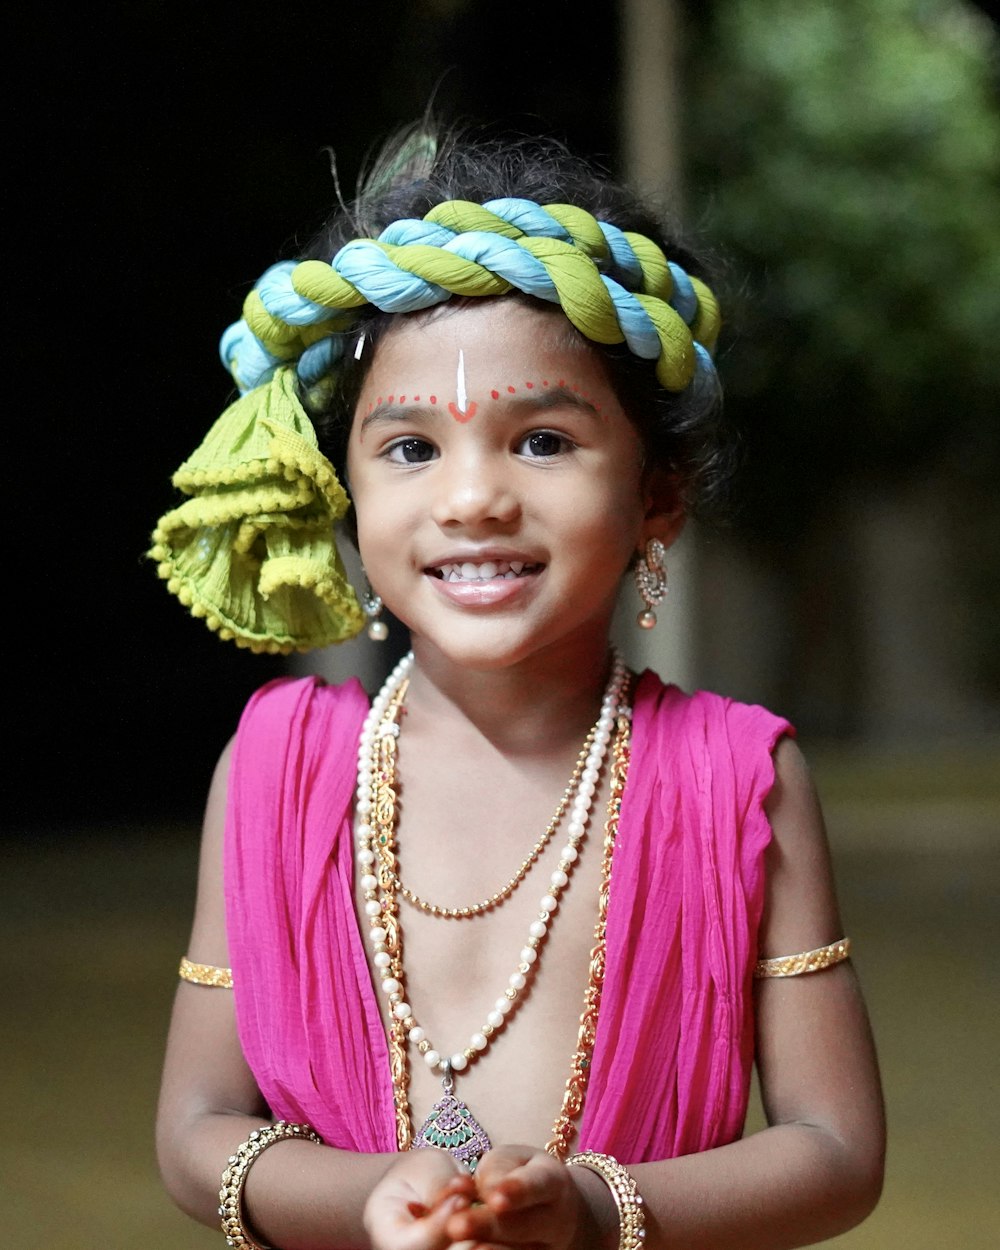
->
[566,1150,645,1250]
[219,1120,323,1249]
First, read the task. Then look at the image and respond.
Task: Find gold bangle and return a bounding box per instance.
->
[179,956,233,988]
[566,1150,645,1250]
[219,1120,322,1249]
[754,937,851,979]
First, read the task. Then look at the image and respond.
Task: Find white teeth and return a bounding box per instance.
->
[435,560,536,581]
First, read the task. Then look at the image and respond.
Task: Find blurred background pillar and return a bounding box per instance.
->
[613,0,699,691]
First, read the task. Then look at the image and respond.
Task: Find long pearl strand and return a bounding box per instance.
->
[354,649,629,1080]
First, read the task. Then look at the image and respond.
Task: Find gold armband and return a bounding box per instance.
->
[754,937,851,979]
[179,956,233,988]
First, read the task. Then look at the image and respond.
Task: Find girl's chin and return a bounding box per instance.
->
[408,618,615,677]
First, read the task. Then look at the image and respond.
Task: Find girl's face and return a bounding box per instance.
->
[346,299,671,672]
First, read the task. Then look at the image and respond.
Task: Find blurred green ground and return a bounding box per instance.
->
[3,745,998,1249]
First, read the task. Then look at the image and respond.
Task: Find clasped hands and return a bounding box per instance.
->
[364,1144,604,1250]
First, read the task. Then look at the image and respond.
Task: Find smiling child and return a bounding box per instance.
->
[152,122,884,1250]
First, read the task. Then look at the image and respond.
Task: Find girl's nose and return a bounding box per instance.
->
[430,454,521,528]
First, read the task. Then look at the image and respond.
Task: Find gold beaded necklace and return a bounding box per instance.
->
[380,725,598,919]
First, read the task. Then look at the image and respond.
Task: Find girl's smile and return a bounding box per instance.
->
[157,125,885,1250]
[426,553,542,606]
[346,299,667,671]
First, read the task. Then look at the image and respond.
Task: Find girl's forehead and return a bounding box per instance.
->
[354,301,621,426]
[364,299,601,381]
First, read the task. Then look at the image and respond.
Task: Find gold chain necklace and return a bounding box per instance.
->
[546,695,630,1159]
[379,724,598,919]
[356,655,632,1165]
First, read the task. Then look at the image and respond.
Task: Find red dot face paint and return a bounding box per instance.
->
[368,377,604,423]
[357,317,613,447]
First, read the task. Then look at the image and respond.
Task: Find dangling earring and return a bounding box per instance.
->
[634,538,668,629]
[362,582,389,642]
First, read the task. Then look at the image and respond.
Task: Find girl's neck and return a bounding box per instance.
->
[401,634,621,755]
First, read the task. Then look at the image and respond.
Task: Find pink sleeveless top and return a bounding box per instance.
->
[224,669,792,1163]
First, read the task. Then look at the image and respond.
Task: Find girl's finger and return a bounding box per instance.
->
[447,1199,559,1246]
[482,1157,564,1213]
[395,1192,473,1250]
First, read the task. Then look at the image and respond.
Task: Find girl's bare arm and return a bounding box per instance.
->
[622,736,885,1249]
[154,740,468,1250]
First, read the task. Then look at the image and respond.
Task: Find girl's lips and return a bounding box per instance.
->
[425,564,543,607]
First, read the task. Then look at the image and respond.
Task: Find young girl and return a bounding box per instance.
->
[152,123,885,1250]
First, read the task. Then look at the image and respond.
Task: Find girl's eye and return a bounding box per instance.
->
[519,430,570,458]
[386,438,436,464]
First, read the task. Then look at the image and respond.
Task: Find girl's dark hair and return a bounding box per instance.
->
[302,121,738,521]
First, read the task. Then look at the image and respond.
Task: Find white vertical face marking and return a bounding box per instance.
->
[354,332,367,360]
[456,348,468,414]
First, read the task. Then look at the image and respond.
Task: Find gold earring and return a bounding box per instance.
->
[634,538,668,629]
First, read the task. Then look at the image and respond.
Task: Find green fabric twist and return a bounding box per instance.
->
[149,368,362,653]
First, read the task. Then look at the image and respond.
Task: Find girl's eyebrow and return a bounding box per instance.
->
[358,385,602,437]
[358,402,436,438]
[516,386,602,418]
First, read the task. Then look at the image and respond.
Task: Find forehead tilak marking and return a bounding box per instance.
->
[446,348,478,422]
[456,349,468,414]
[362,376,602,417]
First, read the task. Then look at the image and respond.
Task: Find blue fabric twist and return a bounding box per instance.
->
[481,198,573,239]
[667,262,698,324]
[597,222,644,289]
[255,261,336,326]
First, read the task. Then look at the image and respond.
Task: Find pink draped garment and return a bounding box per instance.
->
[224,669,792,1163]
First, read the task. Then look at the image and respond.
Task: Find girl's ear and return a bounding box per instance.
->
[641,467,686,550]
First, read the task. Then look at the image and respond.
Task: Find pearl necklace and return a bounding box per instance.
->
[354,649,629,1170]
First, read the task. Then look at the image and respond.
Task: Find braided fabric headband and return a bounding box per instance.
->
[150,198,722,653]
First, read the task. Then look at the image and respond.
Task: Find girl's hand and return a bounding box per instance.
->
[364,1149,476,1250]
[445,1146,605,1250]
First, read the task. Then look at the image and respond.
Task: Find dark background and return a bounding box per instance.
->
[12,1,633,831]
[11,0,1000,833]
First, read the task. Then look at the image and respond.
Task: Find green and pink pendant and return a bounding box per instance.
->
[411,1068,491,1172]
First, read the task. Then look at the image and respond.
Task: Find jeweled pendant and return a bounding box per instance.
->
[411,1074,491,1172]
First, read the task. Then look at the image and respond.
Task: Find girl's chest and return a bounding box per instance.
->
[352,771,615,1152]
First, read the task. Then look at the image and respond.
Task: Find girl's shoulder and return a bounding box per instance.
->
[233,673,371,757]
[628,671,796,865]
[632,668,795,785]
